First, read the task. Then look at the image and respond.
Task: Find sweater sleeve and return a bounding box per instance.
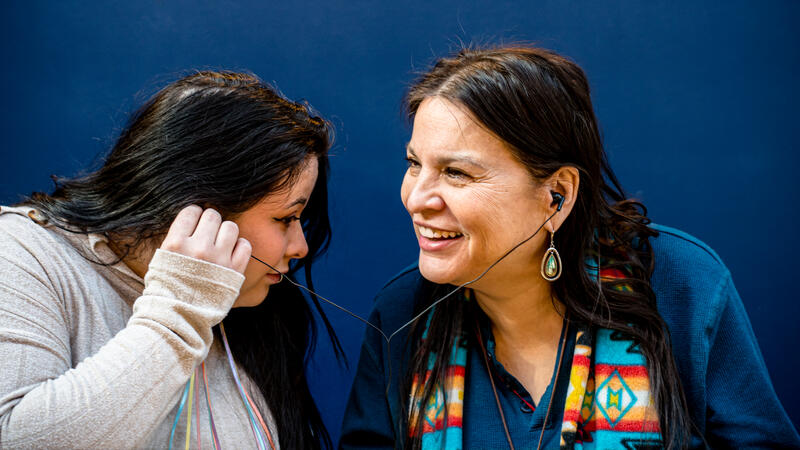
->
[0,248,244,449]
[704,274,800,448]
[339,308,397,449]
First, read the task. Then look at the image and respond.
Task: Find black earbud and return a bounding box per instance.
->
[552,192,565,211]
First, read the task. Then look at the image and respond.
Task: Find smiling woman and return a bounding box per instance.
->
[0,71,340,449]
[340,45,800,449]
[401,97,571,290]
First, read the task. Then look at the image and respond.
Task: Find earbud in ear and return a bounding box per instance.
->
[551,192,565,211]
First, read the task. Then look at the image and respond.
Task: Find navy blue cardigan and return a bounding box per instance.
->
[340,225,800,448]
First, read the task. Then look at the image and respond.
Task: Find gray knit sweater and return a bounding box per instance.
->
[0,206,279,449]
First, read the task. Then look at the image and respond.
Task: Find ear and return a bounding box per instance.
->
[545,166,580,233]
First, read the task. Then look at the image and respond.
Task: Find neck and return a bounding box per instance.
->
[472,275,564,346]
[108,238,154,279]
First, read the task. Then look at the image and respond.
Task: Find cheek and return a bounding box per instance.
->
[400,174,412,209]
[242,258,266,283]
[452,188,510,231]
[241,226,286,262]
[235,263,268,305]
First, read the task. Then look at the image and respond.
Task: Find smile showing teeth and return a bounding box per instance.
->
[418,225,463,239]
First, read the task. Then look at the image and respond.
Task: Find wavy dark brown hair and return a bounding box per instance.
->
[401,46,692,449]
[24,71,341,449]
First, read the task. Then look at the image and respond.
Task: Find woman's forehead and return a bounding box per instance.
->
[253,158,319,210]
[410,98,516,166]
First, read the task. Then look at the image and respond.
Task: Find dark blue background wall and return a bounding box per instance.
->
[2,0,797,441]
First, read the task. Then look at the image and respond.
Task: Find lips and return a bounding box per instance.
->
[415,222,465,252]
[263,265,287,284]
[265,273,284,284]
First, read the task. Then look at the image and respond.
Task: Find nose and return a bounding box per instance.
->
[286,221,309,260]
[403,171,445,214]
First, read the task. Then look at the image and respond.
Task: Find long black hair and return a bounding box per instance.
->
[24,71,342,449]
[402,46,692,449]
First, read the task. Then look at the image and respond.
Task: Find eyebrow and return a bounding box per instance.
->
[406,144,488,170]
[285,197,308,208]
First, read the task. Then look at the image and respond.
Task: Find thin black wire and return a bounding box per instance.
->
[250,254,387,340]
[249,209,558,392]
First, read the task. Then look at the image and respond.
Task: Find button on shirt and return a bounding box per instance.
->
[463,314,577,449]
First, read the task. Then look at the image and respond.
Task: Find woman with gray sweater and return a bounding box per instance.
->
[0,71,340,449]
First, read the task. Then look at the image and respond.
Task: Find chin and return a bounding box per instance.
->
[232,287,269,308]
[418,257,461,285]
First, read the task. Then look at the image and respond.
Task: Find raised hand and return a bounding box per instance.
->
[160,205,251,274]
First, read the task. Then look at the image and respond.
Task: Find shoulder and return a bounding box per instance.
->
[647,223,733,338]
[0,207,79,322]
[0,206,89,294]
[649,223,731,291]
[0,206,68,260]
[376,262,424,299]
[370,263,426,330]
[649,224,727,271]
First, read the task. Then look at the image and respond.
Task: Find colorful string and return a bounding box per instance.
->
[244,386,276,449]
[169,343,275,449]
[202,362,221,450]
[169,380,191,450]
[184,371,195,450]
[220,322,274,450]
[195,366,202,450]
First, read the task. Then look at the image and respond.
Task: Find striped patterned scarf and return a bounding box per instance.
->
[408,312,468,449]
[409,270,662,449]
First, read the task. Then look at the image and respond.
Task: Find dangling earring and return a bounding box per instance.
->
[541,230,562,281]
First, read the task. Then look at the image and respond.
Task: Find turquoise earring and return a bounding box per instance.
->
[541,230,562,281]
